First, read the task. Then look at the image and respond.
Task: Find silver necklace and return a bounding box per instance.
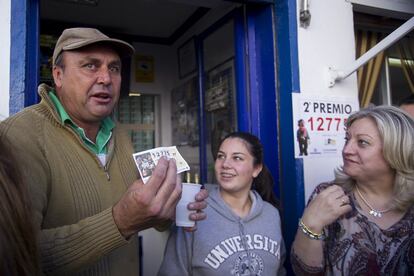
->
[355,186,391,218]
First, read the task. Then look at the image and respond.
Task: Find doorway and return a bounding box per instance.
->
[33,1,280,275]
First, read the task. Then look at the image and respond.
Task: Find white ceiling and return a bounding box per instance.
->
[40,0,235,42]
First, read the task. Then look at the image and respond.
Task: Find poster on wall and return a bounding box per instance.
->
[135,55,154,82]
[171,77,198,146]
[292,93,359,158]
[177,37,196,79]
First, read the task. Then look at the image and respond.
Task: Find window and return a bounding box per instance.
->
[354,12,414,107]
[116,95,158,152]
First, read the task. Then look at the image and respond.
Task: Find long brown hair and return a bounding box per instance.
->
[0,136,40,275]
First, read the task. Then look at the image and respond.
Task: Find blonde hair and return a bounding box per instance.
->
[335,105,414,211]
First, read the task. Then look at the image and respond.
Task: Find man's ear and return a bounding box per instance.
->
[52,65,63,88]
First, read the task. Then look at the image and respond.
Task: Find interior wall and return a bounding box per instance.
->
[0,0,11,119]
[129,42,176,147]
[297,0,359,200]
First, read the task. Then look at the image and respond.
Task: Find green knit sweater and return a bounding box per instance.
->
[1,84,140,275]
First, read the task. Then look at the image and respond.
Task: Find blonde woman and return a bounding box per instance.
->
[292,105,414,275]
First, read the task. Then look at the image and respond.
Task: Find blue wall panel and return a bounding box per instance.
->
[245,5,281,199]
[10,0,28,114]
[10,0,39,115]
[26,0,40,106]
[234,8,250,132]
[275,0,305,272]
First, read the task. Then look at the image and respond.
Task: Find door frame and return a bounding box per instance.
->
[9,0,39,114]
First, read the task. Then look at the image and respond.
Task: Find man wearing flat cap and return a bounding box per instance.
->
[0,27,207,275]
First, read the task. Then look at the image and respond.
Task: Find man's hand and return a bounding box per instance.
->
[183,188,208,232]
[112,157,182,239]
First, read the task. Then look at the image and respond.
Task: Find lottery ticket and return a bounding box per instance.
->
[132,146,190,184]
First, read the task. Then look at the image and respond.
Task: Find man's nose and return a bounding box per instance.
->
[97,67,111,84]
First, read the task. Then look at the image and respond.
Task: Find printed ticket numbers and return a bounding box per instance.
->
[132,146,190,183]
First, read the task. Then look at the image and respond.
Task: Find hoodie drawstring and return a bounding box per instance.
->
[238,219,256,275]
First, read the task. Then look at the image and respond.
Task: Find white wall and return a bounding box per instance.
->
[0,0,11,120]
[297,0,359,200]
[130,42,176,147]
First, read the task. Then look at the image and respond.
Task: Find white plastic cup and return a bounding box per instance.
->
[175,183,202,227]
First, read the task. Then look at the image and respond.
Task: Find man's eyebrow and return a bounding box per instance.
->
[109,60,122,66]
[77,56,100,64]
[78,56,121,64]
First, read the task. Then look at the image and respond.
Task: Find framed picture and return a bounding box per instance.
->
[135,55,154,82]
[205,58,235,112]
[171,77,198,146]
[177,37,197,79]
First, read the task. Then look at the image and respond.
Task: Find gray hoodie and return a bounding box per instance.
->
[158,184,286,276]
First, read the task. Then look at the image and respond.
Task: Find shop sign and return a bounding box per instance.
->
[292,93,359,158]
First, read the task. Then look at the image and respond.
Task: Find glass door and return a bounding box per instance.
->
[202,19,237,183]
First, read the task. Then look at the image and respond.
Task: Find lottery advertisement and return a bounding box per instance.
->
[292,94,359,158]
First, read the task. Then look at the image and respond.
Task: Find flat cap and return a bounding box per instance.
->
[53,27,135,65]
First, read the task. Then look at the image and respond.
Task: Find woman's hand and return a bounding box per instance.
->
[292,184,353,272]
[301,185,352,234]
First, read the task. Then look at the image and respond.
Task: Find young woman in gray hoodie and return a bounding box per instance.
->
[159,132,286,276]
